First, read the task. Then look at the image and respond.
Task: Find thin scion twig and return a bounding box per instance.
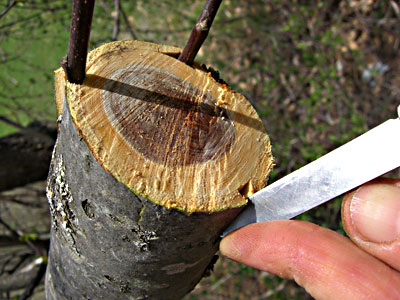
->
[60,0,95,84]
[178,0,222,66]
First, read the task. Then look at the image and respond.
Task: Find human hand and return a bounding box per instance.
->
[220,178,400,299]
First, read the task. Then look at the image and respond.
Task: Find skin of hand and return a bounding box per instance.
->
[220,178,400,300]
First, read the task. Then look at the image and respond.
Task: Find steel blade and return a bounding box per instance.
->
[224,114,400,236]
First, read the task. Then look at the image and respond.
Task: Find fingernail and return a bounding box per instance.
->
[220,233,241,260]
[350,183,400,243]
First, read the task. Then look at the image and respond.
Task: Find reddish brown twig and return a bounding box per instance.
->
[60,0,95,84]
[178,0,222,66]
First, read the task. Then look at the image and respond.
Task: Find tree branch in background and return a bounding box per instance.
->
[112,0,120,41]
[0,115,25,130]
[60,0,95,84]
[178,0,222,66]
[120,3,138,40]
[18,262,47,300]
[0,121,56,192]
[0,0,17,19]
[0,217,19,239]
[0,215,45,257]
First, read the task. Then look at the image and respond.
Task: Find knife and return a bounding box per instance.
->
[223,105,400,236]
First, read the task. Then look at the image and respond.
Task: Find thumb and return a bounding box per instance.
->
[342,178,400,271]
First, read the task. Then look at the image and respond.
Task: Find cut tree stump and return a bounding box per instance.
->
[46,40,273,300]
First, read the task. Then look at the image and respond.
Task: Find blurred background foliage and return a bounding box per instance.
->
[1,0,399,299]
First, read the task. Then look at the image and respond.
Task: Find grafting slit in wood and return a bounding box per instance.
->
[60,0,95,84]
[178,0,223,65]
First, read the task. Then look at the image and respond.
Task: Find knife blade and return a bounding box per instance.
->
[223,106,400,236]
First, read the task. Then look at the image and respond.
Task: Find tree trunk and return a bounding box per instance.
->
[0,122,56,192]
[45,40,273,299]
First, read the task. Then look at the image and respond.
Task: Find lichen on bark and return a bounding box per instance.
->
[46,141,79,255]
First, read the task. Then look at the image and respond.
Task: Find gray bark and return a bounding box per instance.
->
[45,103,241,299]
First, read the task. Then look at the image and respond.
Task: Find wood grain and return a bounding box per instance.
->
[57,40,273,213]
